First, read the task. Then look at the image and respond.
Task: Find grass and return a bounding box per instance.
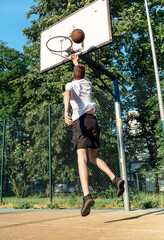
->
[0,194,122,209]
[0,192,163,209]
[130,192,164,209]
[1,196,49,209]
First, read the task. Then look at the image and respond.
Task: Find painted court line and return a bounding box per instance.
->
[0,221,164,233]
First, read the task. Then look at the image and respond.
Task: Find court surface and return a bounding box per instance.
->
[0,208,164,240]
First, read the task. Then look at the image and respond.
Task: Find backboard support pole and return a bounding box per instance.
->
[80,54,130,211]
[113,79,130,211]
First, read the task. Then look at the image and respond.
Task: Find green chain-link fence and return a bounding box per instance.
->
[0,74,164,208]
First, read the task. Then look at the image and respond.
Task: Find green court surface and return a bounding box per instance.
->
[0,208,164,240]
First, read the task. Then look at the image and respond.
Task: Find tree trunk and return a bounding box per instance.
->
[11,179,19,196]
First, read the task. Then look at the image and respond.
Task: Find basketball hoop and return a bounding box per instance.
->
[46,36,73,59]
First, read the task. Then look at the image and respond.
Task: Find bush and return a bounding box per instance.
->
[47,203,59,209]
[134,200,159,209]
[68,192,77,205]
[130,192,160,209]
[92,187,115,199]
[11,182,28,198]
[14,202,31,209]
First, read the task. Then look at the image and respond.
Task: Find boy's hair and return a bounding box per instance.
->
[73,64,85,80]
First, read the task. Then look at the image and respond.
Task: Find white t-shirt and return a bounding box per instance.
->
[65,78,96,121]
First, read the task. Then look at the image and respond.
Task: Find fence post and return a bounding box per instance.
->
[113,79,130,211]
[136,173,139,193]
[48,105,52,203]
[0,120,6,205]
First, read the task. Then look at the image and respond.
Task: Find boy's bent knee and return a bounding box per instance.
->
[89,148,98,165]
[89,154,97,165]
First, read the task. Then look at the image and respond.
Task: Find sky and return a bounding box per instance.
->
[0,0,36,52]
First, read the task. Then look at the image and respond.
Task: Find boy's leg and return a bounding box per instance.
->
[88,148,115,180]
[77,148,89,196]
[89,148,125,197]
[77,148,95,216]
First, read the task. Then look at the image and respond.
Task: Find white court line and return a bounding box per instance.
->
[0,222,164,233]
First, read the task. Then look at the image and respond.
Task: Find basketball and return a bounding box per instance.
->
[71,29,85,44]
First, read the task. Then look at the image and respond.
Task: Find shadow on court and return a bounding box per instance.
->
[104,209,164,223]
[0,213,79,229]
[0,208,163,240]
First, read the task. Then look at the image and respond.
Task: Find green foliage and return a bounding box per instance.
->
[92,187,116,199]
[135,200,157,209]
[14,202,31,209]
[0,41,29,120]
[130,192,162,209]
[115,198,124,208]
[47,203,59,209]
[11,182,29,198]
[3,191,164,209]
[3,117,34,197]
[67,192,78,206]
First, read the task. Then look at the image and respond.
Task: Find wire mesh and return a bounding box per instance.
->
[0,73,163,208]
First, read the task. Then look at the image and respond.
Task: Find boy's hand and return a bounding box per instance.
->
[65,112,73,126]
[71,54,79,66]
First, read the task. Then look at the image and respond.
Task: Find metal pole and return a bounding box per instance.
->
[113,79,130,211]
[80,55,117,80]
[48,105,52,203]
[0,120,6,205]
[144,0,164,138]
[136,173,139,193]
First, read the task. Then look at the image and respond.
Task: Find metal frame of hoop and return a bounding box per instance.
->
[46,36,74,59]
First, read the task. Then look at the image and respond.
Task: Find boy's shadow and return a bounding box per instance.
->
[104,209,164,223]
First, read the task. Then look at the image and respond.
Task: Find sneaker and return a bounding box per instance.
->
[81,194,95,217]
[112,176,125,197]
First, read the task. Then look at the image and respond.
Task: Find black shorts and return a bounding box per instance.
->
[72,113,100,151]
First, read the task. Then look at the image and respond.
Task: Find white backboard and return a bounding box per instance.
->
[40,0,112,73]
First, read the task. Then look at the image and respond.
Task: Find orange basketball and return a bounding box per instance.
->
[71,29,85,44]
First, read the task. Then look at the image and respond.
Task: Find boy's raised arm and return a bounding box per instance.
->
[71,54,79,66]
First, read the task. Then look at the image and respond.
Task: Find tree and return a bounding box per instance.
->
[0,41,29,120]
[4,117,33,197]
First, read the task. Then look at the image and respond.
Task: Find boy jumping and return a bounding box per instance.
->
[64,55,125,217]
